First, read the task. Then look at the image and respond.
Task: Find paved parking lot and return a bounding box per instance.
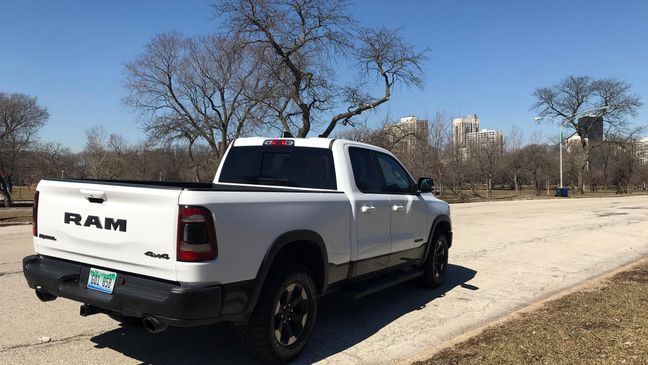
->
[1,196,647,364]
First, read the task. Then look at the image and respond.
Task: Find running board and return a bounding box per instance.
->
[345,268,424,300]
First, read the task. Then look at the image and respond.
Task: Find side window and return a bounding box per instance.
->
[375,153,414,194]
[349,147,382,193]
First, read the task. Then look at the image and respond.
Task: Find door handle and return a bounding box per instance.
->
[361,205,376,213]
[80,189,106,203]
[392,205,405,212]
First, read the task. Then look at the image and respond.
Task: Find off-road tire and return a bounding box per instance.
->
[238,264,317,364]
[421,233,449,288]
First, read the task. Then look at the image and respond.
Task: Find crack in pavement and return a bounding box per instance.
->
[0,331,101,353]
[0,270,23,277]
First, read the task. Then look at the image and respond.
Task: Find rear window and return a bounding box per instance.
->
[219,146,337,190]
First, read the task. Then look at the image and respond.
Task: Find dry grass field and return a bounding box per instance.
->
[437,188,648,204]
[7,185,38,200]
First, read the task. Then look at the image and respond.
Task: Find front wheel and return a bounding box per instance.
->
[238,265,317,364]
[421,233,449,288]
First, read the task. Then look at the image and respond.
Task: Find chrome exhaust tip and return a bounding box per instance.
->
[79,304,101,317]
[35,288,57,302]
[142,316,168,333]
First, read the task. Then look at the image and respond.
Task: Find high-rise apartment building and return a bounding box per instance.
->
[465,129,504,149]
[452,114,480,146]
[385,116,430,153]
[639,137,648,165]
[577,116,604,142]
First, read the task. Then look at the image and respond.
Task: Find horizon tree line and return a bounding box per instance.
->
[1,96,647,206]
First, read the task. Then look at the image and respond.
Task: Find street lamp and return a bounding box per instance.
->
[534,106,610,190]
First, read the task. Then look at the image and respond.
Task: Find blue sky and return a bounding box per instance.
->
[1,0,647,151]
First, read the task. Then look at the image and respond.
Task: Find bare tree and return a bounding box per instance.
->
[322,28,426,137]
[425,112,450,195]
[532,75,643,193]
[0,92,49,206]
[215,0,350,137]
[215,0,426,137]
[124,32,265,161]
[81,126,110,179]
[443,139,468,199]
[504,126,524,194]
[469,141,504,199]
[28,143,79,181]
[521,144,553,195]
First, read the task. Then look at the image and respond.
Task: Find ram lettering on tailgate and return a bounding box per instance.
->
[64,212,127,232]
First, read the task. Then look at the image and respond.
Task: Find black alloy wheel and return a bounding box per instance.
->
[432,237,448,281]
[421,233,449,288]
[273,282,310,346]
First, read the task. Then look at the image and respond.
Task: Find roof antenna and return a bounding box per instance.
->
[281,131,294,138]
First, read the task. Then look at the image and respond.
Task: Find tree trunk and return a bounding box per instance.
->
[514,173,519,195]
[1,191,11,208]
[487,178,492,199]
[1,174,11,207]
[193,165,201,183]
[577,146,591,195]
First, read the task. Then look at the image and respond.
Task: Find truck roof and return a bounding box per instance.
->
[233,137,389,152]
[234,137,333,149]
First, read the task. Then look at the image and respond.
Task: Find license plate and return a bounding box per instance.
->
[87,268,117,294]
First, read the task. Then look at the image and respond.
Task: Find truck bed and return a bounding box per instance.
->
[44,178,344,193]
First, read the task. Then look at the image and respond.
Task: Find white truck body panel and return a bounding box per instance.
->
[177,190,351,284]
[34,180,181,281]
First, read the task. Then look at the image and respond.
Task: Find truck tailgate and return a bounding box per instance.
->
[34,180,181,281]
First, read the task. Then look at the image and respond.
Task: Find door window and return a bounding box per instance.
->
[349,147,382,193]
[375,153,414,194]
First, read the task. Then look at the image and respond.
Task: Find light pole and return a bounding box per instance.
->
[534,106,610,190]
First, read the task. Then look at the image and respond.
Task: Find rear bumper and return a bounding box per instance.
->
[23,255,250,327]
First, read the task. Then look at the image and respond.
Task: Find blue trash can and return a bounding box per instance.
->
[555,187,569,197]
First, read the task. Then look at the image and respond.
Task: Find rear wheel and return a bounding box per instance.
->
[238,264,317,364]
[421,233,449,288]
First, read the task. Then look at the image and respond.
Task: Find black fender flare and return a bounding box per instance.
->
[245,230,329,314]
[422,214,452,263]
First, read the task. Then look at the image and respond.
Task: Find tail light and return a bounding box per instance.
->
[32,191,40,237]
[177,206,217,262]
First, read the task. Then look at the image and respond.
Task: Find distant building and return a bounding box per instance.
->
[565,134,584,153]
[452,114,480,147]
[466,129,504,150]
[384,116,430,153]
[639,137,648,165]
[577,116,604,142]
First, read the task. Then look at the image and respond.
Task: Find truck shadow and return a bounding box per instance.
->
[89,264,477,364]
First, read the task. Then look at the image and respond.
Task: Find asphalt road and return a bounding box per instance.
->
[1,196,647,364]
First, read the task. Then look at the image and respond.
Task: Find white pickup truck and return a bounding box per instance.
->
[23,137,452,363]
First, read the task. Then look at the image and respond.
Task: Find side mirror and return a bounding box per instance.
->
[417,177,434,193]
